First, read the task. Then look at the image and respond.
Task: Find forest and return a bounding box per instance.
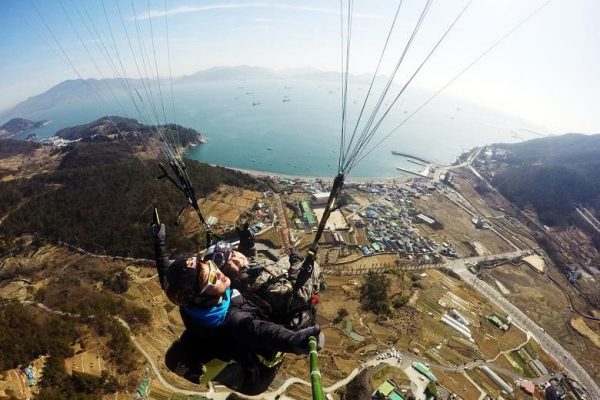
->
[0,139,265,258]
[492,133,600,226]
[55,115,203,147]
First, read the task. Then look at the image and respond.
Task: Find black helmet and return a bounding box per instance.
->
[204,241,232,270]
[165,256,201,306]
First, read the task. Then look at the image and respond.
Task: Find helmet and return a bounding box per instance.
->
[204,241,232,270]
[165,256,201,306]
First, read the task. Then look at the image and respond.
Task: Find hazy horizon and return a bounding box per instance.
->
[1,1,600,134]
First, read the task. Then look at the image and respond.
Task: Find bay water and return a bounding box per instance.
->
[11,78,545,178]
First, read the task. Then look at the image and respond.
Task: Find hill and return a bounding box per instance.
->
[0,129,264,258]
[0,117,47,138]
[0,138,41,158]
[54,115,203,148]
[487,133,600,226]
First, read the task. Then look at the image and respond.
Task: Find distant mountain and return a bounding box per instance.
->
[176,65,277,83]
[0,117,48,138]
[0,78,143,123]
[0,66,378,123]
[489,133,600,226]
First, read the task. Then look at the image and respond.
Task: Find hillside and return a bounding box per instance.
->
[54,115,203,148]
[486,133,600,226]
[0,139,41,158]
[0,118,47,138]
[0,136,264,258]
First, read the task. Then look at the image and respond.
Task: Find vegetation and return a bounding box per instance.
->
[35,277,150,330]
[339,370,368,400]
[0,140,265,258]
[492,134,600,226]
[0,303,78,371]
[37,356,119,399]
[333,307,349,324]
[103,271,129,294]
[360,272,390,315]
[0,138,41,157]
[0,118,46,137]
[392,292,410,309]
[425,381,438,399]
[55,115,203,148]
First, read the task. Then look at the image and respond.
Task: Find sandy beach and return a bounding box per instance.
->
[215,164,416,184]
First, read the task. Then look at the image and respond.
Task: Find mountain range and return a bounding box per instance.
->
[0,66,375,124]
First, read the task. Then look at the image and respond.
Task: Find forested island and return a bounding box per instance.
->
[0,118,48,139]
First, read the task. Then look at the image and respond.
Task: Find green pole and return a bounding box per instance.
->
[309,336,325,400]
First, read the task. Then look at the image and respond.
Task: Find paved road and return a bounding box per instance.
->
[576,207,600,234]
[452,263,600,399]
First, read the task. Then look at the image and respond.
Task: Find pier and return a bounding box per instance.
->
[396,167,428,177]
[391,151,434,165]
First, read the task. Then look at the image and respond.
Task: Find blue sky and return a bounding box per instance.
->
[1,0,599,133]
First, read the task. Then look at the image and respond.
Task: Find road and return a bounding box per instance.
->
[451,262,600,399]
[273,193,291,251]
[576,206,600,234]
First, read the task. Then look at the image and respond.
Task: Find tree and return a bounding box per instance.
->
[392,293,410,309]
[333,308,349,324]
[360,272,390,315]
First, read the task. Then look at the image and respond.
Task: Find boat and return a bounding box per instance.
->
[252,102,261,106]
[267,148,272,151]
[282,98,291,102]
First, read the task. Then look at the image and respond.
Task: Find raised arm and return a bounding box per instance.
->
[151,223,171,289]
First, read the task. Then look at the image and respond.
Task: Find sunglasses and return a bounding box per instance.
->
[198,260,219,295]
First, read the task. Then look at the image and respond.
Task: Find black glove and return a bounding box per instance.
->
[150,223,166,246]
[289,325,321,355]
[236,222,256,257]
[307,243,319,258]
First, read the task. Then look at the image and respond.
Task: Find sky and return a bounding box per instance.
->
[1,0,599,133]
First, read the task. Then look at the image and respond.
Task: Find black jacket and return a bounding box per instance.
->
[154,240,306,361]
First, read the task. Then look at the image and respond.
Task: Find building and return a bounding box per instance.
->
[416,213,436,225]
[311,192,330,206]
[412,362,437,382]
[300,200,317,227]
[372,380,406,400]
[519,380,535,395]
[488,315,510,331]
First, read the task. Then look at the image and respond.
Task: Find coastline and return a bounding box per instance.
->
[214,164,415,184]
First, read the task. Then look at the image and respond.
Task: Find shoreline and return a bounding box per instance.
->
[214,164,416,184]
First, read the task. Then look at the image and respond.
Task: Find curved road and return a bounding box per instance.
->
[451,264,600,399]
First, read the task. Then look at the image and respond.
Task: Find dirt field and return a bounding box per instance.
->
[570,317,600,348]
[65,348,104,377]
[436,371,482,400]
[414,192,513,257]
[482,262,600,384]
[0,147,61,182]
[474,323,528,361]
[181,185,261,236]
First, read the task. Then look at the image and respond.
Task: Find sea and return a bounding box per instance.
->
[8,78,547,178]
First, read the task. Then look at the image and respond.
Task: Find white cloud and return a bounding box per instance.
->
[133,2,384,21]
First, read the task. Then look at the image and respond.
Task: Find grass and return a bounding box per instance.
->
[508,350,535,378]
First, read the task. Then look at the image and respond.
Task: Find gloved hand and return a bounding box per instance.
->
[236,222,256,258]
[150,223,166,246]
[289,325,322,355]
[307,243,319,258]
